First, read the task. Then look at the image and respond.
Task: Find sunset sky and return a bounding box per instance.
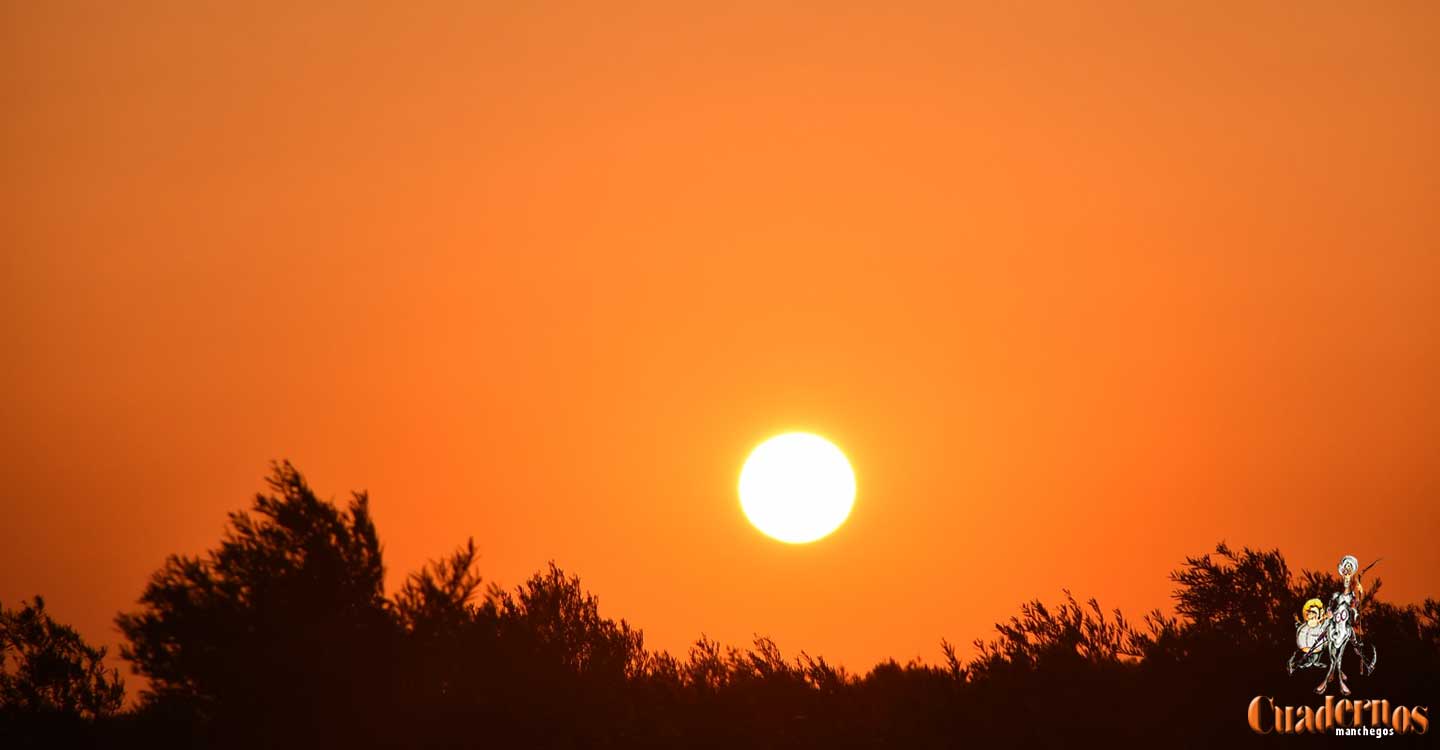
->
[3,2,1437,685]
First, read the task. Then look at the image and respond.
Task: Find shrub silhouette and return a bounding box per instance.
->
[13,462,1434,748]
[1,596,124,720]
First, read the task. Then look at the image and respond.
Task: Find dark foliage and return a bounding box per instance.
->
[114,460,396,746]
[1,596,125,745]
[9,465,1439,747]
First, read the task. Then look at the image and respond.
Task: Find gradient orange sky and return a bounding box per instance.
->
[3,2,1437,685]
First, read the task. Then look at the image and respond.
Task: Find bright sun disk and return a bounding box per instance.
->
[738,432,856,544]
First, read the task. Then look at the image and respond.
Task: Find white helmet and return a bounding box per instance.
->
[1338,555,1359,576]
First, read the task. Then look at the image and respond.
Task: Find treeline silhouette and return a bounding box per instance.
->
[3,462,1436,747]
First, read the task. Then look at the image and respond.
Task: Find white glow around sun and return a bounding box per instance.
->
[738,432,856,544]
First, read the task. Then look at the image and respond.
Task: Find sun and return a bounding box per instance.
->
[738,432,856,544]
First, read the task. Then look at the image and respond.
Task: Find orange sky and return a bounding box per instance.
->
[3,2,1438,684]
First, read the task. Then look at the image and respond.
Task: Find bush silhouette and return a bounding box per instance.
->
[1,596,124,720]
[11,462,1435,747]
[0,594,126,748]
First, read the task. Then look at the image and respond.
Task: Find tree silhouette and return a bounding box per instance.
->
[115,461,396,746]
